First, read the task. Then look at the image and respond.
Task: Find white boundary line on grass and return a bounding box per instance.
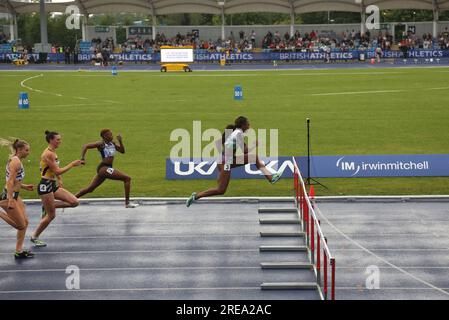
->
[314,205,449,297]
[19,73,119,104]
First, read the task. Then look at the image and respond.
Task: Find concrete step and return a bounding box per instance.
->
[260,245,308,252]
[261,262,313,269]
[261,282,318,290]
[259,218,301,225]
[259,208,297,213]
[260,231,305,238]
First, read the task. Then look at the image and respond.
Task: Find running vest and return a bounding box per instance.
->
[99,142,116,159]
[5,157,25,182]
[40,148,59,180]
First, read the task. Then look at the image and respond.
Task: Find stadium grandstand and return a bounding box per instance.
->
[1,0,449,64]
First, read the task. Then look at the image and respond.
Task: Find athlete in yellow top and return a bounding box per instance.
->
[31,131,83,247]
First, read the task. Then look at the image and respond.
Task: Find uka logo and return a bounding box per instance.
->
[173,159,294,176]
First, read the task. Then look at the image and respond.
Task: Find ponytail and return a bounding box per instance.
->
[0,138,28,158]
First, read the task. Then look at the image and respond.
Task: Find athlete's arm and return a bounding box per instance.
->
[20,182,34,191]
[115,134,125,154]
[43,152,82,176]
[80,141,103,161]
[6,158,19,208]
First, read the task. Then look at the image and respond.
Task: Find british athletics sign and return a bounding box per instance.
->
[2,50,448,62]
[166,154,449,180]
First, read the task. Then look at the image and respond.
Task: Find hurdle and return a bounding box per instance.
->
[259,157,336,300]
[293,156,336,300]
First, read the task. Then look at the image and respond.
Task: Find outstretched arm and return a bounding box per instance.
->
[44,152,82,176]
[81,141,103,161]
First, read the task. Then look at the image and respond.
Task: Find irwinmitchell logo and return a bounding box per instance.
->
[336,157,431,177]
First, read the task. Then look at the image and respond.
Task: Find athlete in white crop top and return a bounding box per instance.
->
[0,138,35,259]
[186,116,284,207]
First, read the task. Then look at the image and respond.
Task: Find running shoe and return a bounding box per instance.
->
[30,237,47,248]
[14,250,35,259]
[126,203,140,209]
[186,192,197,207]
[271,170,283,184]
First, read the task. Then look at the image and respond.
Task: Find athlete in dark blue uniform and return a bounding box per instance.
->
[76,129,138,208]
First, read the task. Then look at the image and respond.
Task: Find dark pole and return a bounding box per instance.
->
[307,118,311,185]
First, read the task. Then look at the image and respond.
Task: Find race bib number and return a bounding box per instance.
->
[39,184,47,192]
[224,164,231,172]
[106,167,115,175]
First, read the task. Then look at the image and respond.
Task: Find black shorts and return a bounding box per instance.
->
[1,188,19,200]
[97,163,114,175]
[38,179,59,196]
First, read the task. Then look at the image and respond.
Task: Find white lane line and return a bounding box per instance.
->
[315,206,449,297]
[0,221,255,228]
[281,72,404,76]
[310,86,449,96]
[0,287,261,294]
[19,74,116,103]
[19,74,43,91]
[0,234,256,240]
[311,89,404,96]
[427,86,449,90]
[0,266,260,273]
[0,249,259,255]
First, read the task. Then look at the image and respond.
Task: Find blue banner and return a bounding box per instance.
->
[166,154,449,180]
[0,44,12,53]
[1,49,449,63]
[0,53,64,62]
[77,53,154,62]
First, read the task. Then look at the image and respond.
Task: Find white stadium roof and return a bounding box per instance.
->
[1,0,449,15]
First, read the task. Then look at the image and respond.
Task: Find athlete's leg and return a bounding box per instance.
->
[98,167,132,205]
[0,199,28,252]
[14,198,29,252]
[235,153,273,182]
[54,188,80,209]
[76,174,106,198]
[195,165,232,200]
[32,193,56,239]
